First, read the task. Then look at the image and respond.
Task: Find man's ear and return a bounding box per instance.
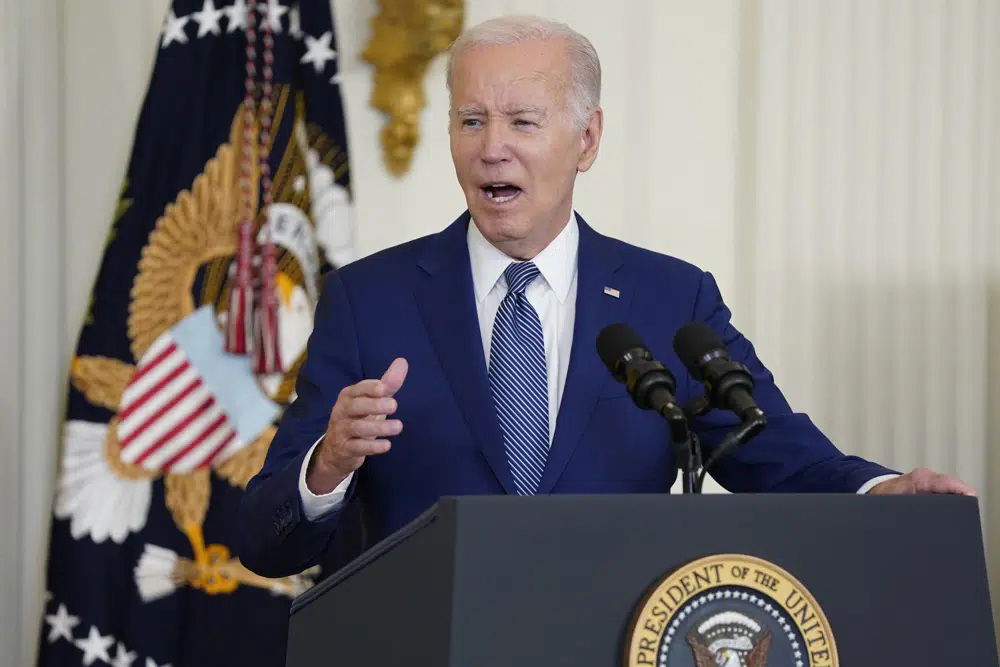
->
[577,106,603,172]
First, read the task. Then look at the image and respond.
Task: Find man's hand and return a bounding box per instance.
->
[305,358,409,494]
[868,467,976,496]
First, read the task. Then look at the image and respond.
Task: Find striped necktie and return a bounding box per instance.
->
[488,261,549,495]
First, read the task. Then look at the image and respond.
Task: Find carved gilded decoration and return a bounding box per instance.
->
[363,0,464,176]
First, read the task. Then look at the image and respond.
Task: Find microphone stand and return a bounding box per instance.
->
[688,406,767,493]
[658,403,702,494]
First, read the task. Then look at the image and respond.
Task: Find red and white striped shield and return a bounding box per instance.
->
[117,307,279,473]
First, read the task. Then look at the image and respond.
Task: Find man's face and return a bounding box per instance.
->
[449,38,602,259]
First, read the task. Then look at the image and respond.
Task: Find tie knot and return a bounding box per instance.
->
[503,261,541,295]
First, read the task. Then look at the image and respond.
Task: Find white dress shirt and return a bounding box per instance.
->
[467,212,579,444]
[297,213,895,520]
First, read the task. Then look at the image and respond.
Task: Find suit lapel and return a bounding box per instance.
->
[536,215,632,494]
[414,213,517,495]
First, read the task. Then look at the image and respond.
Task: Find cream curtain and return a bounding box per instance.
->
[2,0,66,664]
[737,0,1000,624]
[737,0,999,520]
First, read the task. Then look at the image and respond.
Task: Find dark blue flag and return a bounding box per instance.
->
[38,1,353,665]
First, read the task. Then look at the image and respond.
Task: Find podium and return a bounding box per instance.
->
[286,494,997,666]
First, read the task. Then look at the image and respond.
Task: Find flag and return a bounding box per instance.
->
[38,1,353,665]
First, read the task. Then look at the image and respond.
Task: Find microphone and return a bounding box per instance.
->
[596,323,682,420]
[673,322,767,483]
[672,322,762,422]
[597,323,701,493]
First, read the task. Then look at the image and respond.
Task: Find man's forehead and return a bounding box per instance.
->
[452,64,568,109]
[451,82,565,116]
[452,38,572,85]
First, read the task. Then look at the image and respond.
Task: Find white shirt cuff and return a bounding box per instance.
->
[298,436,354,521]
[857,473,901,494]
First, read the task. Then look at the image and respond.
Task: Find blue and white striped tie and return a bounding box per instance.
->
[488,261,549,495]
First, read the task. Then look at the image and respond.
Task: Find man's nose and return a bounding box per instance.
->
[480,122,510,163]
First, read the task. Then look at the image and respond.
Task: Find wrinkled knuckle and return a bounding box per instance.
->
[336,394,355,413]
[334,423,353,444]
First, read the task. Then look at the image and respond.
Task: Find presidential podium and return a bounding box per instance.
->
[285,495,997,666]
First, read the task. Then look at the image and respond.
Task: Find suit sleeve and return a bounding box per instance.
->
[238,269,363,577]
[688,271,897,493]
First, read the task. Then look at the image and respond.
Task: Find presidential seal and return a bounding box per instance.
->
[625,554,837,667]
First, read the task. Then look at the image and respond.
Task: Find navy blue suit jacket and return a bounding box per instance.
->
[239,213,893,577]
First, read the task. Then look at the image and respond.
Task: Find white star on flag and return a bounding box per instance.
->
[44,603,79,643]
[192,0,223,37]
[146,659,173,667]
[224,0,249,33]
[330,72,342,85]
[301,31,337,73]
[74,626,113,666]
[161,10,189,48]
[111,642,138,667]
[260,0,288,33]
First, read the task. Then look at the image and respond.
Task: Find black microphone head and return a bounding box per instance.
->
[673,322,727,377]
[596,323,650,379]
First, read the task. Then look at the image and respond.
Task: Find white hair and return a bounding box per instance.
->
[446,15,602,129]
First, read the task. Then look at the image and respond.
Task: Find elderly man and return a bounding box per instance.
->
[239,16,972,577]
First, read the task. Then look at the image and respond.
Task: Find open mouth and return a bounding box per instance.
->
[480,183,523,204]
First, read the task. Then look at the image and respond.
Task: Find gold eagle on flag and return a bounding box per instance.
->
[56,89,353,601]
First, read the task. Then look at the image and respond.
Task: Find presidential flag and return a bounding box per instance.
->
[38,1,353,665]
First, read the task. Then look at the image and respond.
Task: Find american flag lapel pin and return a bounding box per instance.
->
[603,286,620,299]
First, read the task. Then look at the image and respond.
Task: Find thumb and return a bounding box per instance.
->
[379,357,408,397]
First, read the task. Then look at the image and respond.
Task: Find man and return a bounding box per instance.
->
[239,16,973,578]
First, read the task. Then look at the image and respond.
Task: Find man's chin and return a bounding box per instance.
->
[470,207,522,236]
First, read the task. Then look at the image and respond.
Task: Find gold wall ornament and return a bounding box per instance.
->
[363,0,464,176]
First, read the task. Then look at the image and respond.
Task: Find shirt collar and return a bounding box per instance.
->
[467,212,579,304]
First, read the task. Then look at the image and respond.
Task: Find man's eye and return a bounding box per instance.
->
[462,118,482,128]
[514,119,537,127]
